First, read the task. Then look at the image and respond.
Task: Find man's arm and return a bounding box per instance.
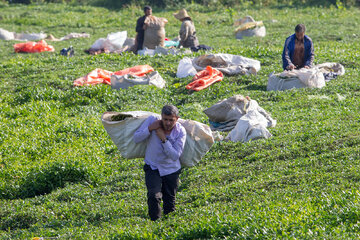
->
[133,116,157,143]
[282,37,295,70]
[161,127,186,161]
[135,17,144,33]
[304,38,314,67]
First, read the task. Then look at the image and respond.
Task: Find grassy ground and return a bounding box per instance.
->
[0,2,360,239]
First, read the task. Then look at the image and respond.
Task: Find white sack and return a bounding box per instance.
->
[204,95,276,132]
[267,68,325,91]
[234,16,266,40]
[90,31,127,51]
[226,110,272,142]
[235,26,266,39]
[314,62,345,75]
[177,57,197,78]
[192,54,260,75]
[104,31,127,52]
[90,38,106,50]
[60,32,90,41]
[101,111,214,167]
[0,28,46,41]
[0,28,15,40]
[138,47,155,56]
[111,71,166,89]
[15,32,47,41]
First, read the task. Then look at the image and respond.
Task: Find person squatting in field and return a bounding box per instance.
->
[173,8,199,49]
[133,105,186,221]
[282,24,314,70]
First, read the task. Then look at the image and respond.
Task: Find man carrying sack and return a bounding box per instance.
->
[133,105,186,221]
[135,6,152,53]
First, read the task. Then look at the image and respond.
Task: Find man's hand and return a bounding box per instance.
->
[155,128,166,142]
[287,64,296,70]
[304,65,310,69]
[148,120,162,132]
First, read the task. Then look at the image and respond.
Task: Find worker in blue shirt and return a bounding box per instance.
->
[282,24,314,70]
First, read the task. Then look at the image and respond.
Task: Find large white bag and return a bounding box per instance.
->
[204,95,276,132]
[176,57,197,78]
[111,71,166,89]
[102,111,214,167]
[267,68,325,91]
[226,110,272,142]
[192,54,260,75]
[104,31,127,52]
[234,16,266,40]
[0,28,15,40]
[90,31,127,51]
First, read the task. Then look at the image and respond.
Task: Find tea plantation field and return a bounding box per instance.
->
[0,2,360,239]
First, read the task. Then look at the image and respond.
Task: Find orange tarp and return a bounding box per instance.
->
[186,66,223,91]
[73,65,154,86]
[73,69,114,86]
[14,40,55,53]
[114,65,154,77]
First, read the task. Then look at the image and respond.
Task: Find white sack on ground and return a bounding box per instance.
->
[235,16,266,40]
[267,68,325,91]
[90,31,127,51]
[46,32,90,41]
[0,28,46,41]
[111,71,166,89]
[176,54,261,78]
[138,46,191,56]
[313,62,345,80]
[101,111,214,167]
[204,95,276,132]
[176,57,197,78]
[193,54,260,75]
[225,110,273,142]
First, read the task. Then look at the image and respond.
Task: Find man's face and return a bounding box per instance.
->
[145,9,152,16]
[295,31,305,41]
[161,114,178,131]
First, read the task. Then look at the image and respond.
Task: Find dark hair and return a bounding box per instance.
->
[182,17,192,21]
[144,6,152,12]
[161,105,179,117]
[295,24,306,33]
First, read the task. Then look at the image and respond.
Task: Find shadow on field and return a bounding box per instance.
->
[0,162,91,200]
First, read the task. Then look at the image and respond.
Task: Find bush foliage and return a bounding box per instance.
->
[5,0,360,8]
[1,2,360,239]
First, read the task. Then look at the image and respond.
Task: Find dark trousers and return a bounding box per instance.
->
[143,164,181,221]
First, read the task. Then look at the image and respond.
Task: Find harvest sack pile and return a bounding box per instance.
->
[177,54,261,78]
[73,65,155,86]
[101,111,214,167]
[204,95,276,142]
[267,62,345,91]
[0,28,46,41]
[234,16,266,40]
[111,71,166,89]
